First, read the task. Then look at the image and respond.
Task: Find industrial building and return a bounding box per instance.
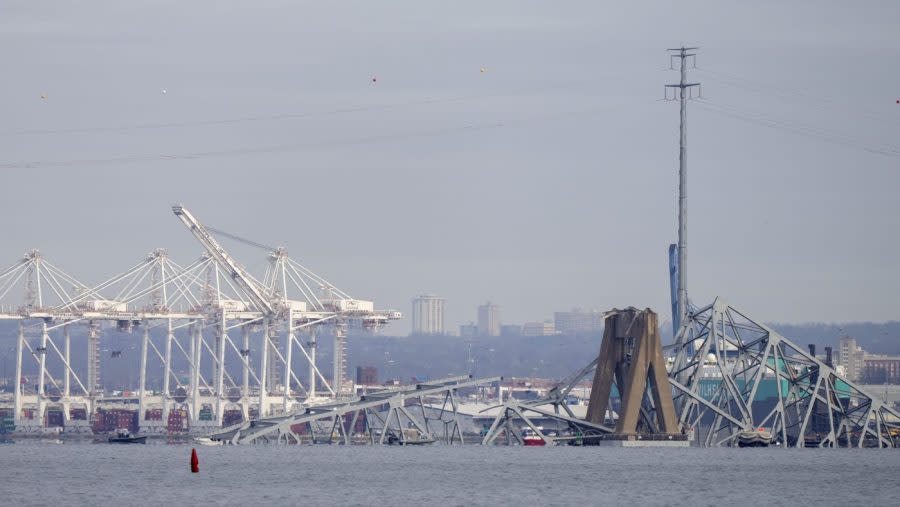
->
[863,356,900,384]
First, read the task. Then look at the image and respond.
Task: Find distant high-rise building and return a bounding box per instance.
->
[478,302,501,336]
[522,321,558,337]
[356,366,378,386]
[411,294,446,335]
[460,323,478,338]
[838,336,864,382]
[554,308,604,335]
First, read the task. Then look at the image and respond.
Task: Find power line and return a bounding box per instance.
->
[0,102,635,169]
[695,67,900,127]
[694,99,900,159]
[687,64,900,158]
[205,226,277,252]
[700,98,900,152]
[0,79,606,138]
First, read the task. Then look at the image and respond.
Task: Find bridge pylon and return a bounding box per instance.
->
[587,308,679,436]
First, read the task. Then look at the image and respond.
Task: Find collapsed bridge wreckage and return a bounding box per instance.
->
[2,206,897,447]
[205,375,500,445]
[482,303,900,448]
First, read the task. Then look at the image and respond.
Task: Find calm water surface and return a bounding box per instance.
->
[1,441,899,506]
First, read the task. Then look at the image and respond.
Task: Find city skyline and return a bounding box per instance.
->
[413,297,614,336]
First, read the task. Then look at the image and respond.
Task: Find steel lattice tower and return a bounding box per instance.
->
[666,47,700,328]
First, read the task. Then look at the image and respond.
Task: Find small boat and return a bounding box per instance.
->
[193,436,224,446]
[522,427,546,446]
[386,428,435,446]
[386,435,436,446]
[108,428,147,444]
[737,428,773,447]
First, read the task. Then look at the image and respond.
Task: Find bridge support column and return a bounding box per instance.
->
[587,307,679,436]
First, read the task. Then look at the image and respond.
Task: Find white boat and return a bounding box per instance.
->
[193,436,224,446]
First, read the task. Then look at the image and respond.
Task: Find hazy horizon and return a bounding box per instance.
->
[2,1,899,335]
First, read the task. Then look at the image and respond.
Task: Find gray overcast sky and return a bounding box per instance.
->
[1,1,898,334]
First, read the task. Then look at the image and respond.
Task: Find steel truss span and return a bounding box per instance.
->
[206,376,500,445]
[483,299,900,448]
[481,358,616,446]
[0,206,401,435]
[670,298,900,448]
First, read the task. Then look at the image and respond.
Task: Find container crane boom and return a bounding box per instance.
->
[172,205,274,315]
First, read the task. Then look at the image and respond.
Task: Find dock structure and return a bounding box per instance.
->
[0,206,401,435]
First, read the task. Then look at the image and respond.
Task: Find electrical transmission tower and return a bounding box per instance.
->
[665,47,700,331]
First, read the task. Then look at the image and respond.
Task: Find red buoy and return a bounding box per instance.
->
[190,448,199,473]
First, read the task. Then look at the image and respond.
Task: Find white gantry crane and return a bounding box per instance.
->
[172,205,401,414]
[0,206,400,436]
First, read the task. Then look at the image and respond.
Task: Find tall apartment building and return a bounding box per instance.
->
[554,308,604,335]
[477,302,501,337]
[838,336,865,382]
[411,294,446,335]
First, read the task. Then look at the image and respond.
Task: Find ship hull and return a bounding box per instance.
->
[108,436,147,444]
